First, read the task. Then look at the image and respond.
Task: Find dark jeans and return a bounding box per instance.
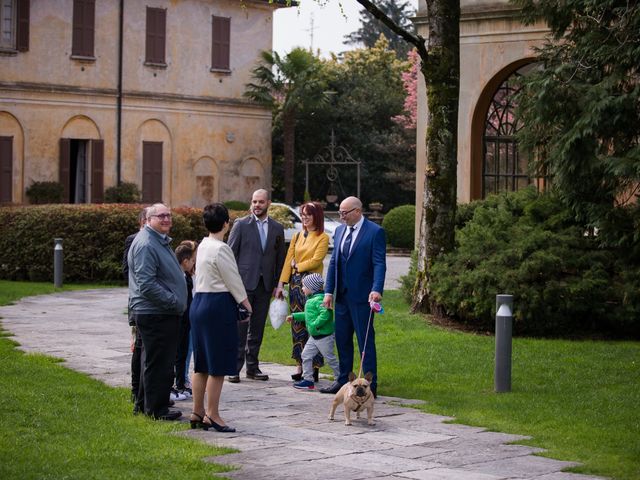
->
[236,278,271,374]
[134,313,180,418]
[174,316,190,390]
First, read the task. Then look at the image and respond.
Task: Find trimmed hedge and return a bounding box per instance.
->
[223,200,249,211]
[382,204,416,249]
[428,188,640,337]
[0,204,246,282]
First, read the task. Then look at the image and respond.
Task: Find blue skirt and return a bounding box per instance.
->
[190,292,238,376]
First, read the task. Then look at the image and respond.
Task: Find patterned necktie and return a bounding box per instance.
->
[342,226,355,257]
[258,220,267,251]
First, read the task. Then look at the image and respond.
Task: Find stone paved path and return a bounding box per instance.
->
[0,289,606,480]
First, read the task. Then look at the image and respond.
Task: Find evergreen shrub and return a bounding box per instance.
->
[0,204,243,282]
[382,204,415,249]
[429,188,640,337]
[25,181,64,204]
[104,182,141,203]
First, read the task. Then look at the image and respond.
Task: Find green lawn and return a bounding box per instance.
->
[0,281,235,480]
[1,282,638,479]
[0,279,116,304]
[262,290,640,480]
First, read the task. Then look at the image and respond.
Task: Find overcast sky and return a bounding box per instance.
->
[273,1,419,58]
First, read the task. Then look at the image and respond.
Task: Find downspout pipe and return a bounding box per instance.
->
[116,0,124,184]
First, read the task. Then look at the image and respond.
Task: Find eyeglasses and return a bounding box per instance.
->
[338,208,357,217]
[151,213,172,220]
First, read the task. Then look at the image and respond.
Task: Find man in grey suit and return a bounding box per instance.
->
[227,189,286,382]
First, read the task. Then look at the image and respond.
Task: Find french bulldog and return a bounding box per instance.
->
[329,371,375,426]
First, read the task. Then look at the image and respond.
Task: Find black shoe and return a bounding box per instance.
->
[227,375,240,383]
[313,368,319,383]
[156,408,182,421]
[291,372,303,381]
[246,370,269,381]
[320,381,342,394]
[190,412,205,429]
[203,414,236,433]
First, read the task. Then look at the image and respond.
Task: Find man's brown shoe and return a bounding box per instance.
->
[227,375,240,383]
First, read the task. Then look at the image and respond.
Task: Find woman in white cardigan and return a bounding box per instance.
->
[189,203,252,432]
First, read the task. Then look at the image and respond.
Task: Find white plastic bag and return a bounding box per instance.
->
[269,295,289,330]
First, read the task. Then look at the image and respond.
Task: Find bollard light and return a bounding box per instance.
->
[54,238,63,288]
[495,294,513,393]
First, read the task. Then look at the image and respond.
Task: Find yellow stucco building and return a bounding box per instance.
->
[414,0,549,215]
[0,0,286,206]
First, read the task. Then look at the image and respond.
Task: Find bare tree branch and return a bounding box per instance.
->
[355,0,428,60]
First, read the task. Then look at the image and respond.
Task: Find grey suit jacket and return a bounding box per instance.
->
[227,215,286,292]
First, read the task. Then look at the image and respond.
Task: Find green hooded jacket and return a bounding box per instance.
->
[291,293,334,337]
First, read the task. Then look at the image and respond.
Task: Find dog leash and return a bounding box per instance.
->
[357,301,383,379]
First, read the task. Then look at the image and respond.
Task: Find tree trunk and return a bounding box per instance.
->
[412,0,460,314]
[282,109,296,205]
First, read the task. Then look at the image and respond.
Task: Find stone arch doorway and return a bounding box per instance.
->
[0,111,25,204]
[136,119,173,204]
[470,59,541,200]
[60,115,103,203]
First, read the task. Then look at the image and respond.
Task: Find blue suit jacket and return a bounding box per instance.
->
[325,217,386,302]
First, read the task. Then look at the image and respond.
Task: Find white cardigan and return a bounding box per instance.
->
[194,237,247,304]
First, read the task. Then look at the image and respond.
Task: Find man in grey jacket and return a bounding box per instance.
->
[128,203,187,420]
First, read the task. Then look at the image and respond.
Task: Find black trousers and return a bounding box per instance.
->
[131,327,142,404]
[134,313,180,418]
[236,278,271,374]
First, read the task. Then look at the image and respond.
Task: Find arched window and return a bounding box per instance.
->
[482,64,543,198]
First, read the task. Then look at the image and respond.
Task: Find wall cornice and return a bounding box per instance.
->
[0,81,269,111]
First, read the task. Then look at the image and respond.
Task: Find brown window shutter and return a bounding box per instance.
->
[90,139,104,203]
[85,0,95,57]
[146,7,166,63]
[157,9,166,63]
[59,138,71,202]
[211,15,230,69]
[145,8,154,62]
[16,0,30,52]
[72,0,82,55]
[142,141,163,203]
[0,137,13,203]
[72,0,95,57]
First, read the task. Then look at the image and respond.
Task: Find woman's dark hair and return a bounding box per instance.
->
[301,202,324,234]
[203,203,229,233]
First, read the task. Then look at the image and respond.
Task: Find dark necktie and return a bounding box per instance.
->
[342,226,355,257]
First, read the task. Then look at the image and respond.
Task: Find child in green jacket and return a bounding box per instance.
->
[286,273,339,390]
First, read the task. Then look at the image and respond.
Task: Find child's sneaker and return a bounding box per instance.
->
[293,379,315,390]
[179,387,192,399]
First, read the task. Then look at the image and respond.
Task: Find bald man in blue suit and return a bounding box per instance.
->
[321,196,386,397]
